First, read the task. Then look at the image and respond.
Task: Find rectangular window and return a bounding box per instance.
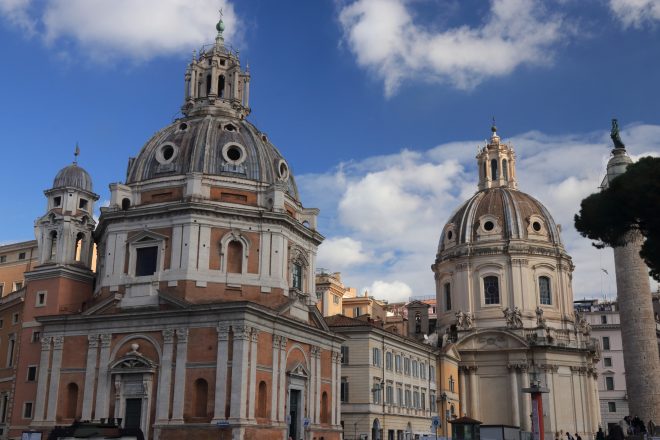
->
[430,392,437,412]
[31,331,41,343]
[79,198,88,210]
[292,263,303,290]
[135,246,158,276]
[12,313,18,325]
[444,283,452,311]
[395,355,401,373]
[404,358,411,375]
[413,391,420,409]
[1,394,7,423]
[7,338,16,367]
[404,389,411,407]
[36,291,47,307]
[353,306,361,317]
[373,347,382,367]
[341,346,349,364]
[373,382,381,404]
[412,360,418,377]
[22,402,33,419]
[386,352,393,370]
[606,376,615,390]
[26,366,37,382]
[604,357,612,367]
[340,377,349,403]
[386,385,393,404]
[12,282,23,292]
[0,319,3,329]
[53,196,61,207]
[18,252,26,260]
[601,315,608,324]
[608,402,616,412]
[397,388,403,407]
[420,362,426,379]
[0,284,3,296]
[484,276,500,304]
[539,276,551,305]
[603,336,611,351]
[421,391,426,410]
[0,256,5,263]
[429,366,436,382]
[449,376,455,392]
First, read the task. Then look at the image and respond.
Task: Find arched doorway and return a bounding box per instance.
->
[372,418,381,440]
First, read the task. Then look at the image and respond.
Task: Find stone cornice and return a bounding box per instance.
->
[24,264,95,283]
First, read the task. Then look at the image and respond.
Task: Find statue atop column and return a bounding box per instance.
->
[610,118,625,149]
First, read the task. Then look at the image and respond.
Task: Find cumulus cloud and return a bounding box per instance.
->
[0,0,240,62]
[338,0,568,95]
[300,123,660,302]
[609,0,660,28]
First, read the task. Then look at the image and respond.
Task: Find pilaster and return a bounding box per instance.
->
[277,336,287,422]
[81,334,99,420]
[94,333,112,420]
[32,337,52,422]
[213,323,230,422]
[248,329,259,420]
[45,336,64,422]
[230,325,251,422]
[270,335,282,424]
[171,328,189,423]
[156,329,175,422]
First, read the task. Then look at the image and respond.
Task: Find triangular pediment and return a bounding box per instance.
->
[126,230,168,244]
[441,343,462,361]
[456,329,529,351]
[288,361,309,378]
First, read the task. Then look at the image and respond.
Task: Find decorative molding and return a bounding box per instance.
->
[53,335,65,350]
[279,336,288,350]
[250,329,260,343]
[40,336,52,351]
[88,334,100,348]
[217,323,230,340]
[176,328,189,343]
[233,325,251,341]
[162,329,175,344]
[100,333,112,347]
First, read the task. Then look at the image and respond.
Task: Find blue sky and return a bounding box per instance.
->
[1,0,659,301]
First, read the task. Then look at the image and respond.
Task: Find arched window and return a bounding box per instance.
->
[65,383,78,419]
[490,159,498,180]
[193,378,208,418]
[483,276,500,304]
[74,232,85,262]
[502,159,508,180]
[321,391,329,424]
[292,262,303,290]
[206,74,212,96]
[415,312,421,334]
[444,283,452,311]
[49,231,58,260]
[539,276,551,305]
[483,162,487,180]
[121,198,131,210]
[257,381,268,418]
[226,240,243,273]
[218,75,225,98]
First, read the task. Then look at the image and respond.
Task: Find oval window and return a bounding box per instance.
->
[447,230,453,240]
[156,143,178,164]
[484,221,495,231]
[222,143,247,165]
[532,221,542,232]
[277,159,289,180]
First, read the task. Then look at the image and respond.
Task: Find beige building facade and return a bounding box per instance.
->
[0,241,37,297]
[327,315,443,440]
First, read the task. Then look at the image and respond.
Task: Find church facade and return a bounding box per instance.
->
[433,126,601,438]
[7,18,343,440]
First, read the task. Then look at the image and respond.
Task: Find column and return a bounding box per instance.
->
[248,329,259,420]
[520,365,531,431]
[590,371,601,432]
[508,364,520,427]
[468,366,478,419]
[156,329,175,422]
[32,337,52,422]
[46,336,65,421]
[213,324,230,422]
[270,335,281,423]
[459,367,467,416]
[308,347,316,424]
[278,337,288,422]
[230,325,251,421]
[171,328,189,423]
[82,334,99,420]
[314,348,321,424]
[94,334,112,420]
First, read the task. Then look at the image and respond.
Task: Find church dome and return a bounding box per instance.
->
[439,187,562,252]
[53,163,93,192]
[125,115,299,201]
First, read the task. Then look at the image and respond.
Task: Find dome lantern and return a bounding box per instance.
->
[476,123,517,191]
[182,16,251,119]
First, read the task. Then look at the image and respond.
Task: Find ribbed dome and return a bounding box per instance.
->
[439,187,562,252]
[53,163,93,192]
[126,115,300,201]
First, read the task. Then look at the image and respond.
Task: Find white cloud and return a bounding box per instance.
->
[363,280,413,303]
[0,0,35,33]
[318,236,372,269]
[609,0,660,28]
[338,0,568,95]
[0,0,240,62]
[299,123,660,302]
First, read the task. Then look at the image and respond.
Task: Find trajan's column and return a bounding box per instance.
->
[603,119,660,422]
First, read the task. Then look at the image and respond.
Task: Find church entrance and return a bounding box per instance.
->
[289,389,301,440]
[124,398,142,429]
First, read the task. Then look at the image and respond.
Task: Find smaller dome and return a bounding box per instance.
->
[53,163,93,192]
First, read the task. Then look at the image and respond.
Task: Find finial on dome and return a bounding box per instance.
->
[491,117,497,134]
[74,142,80,164]
[215,8,225,45]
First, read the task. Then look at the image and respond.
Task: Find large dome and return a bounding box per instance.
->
[53,163,93,192]
[439,187,562,253]
[125,115,300,201]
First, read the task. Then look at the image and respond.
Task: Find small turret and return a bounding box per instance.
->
[35,146,99,267]
[476,121,518,191]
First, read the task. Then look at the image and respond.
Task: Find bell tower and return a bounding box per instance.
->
[35,148,98,268]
